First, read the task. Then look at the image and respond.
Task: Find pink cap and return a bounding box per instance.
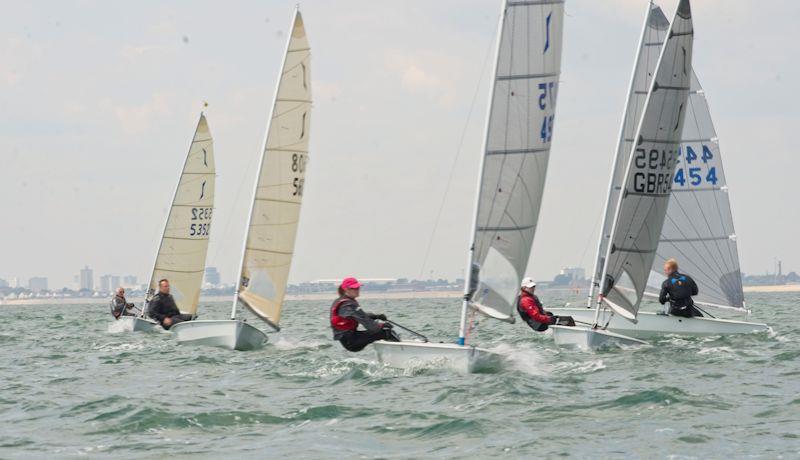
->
[340,277,362,290]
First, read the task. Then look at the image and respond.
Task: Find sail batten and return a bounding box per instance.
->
[145,114,215,316]
[464,0,565,323]
[234,9,311,328]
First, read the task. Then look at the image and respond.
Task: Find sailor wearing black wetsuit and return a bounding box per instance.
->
[658,259,702,318]
[330,277,399,352]
[147,279,194,329]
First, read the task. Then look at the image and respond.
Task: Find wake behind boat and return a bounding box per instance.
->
[172,7,312,351]
[374,0,565,372]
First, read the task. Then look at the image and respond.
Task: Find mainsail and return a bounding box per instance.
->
[588,4,670,305]
[235,9,311,329]
[466,0,565,322]
[146,114,215,315]
[646,70,745,311]
[600,0,694,321]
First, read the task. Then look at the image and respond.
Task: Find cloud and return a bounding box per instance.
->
[108,92,174,135]
[384,50,462,106]
[0,37,42,87]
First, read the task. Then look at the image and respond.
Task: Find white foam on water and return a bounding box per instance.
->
[272,336,326,351]
[489,343,550,376]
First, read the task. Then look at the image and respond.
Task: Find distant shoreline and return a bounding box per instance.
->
[3,285,796,306]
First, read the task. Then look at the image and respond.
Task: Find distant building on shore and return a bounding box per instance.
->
[79,266,93,291]
[122,275,137,287]
[28,277,48,292]
[204,267,221,286]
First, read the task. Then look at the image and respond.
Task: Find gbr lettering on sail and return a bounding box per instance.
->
[631,146,677,194]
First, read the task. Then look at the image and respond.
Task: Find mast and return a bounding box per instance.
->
[595,0,693,324]
[458,0,507,346]
[142,112,206,318]
[586,2,654,308]
[231,6,300,323]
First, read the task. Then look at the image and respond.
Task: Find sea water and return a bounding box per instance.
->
[0,292,798,458]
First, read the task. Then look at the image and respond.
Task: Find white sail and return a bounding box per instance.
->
[600,0,694,321]
[465,0,565,323]
[146,114,215,315]
[588,4,670,305]
[645,70,745,311]
[236,9,311,329]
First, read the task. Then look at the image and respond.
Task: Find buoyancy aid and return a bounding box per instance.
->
[330,297,358,331]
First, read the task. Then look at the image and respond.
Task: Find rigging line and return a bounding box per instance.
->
[416,11,500,279]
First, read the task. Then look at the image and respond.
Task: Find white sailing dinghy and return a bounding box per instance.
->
[550,2,769,339]
[373,0,565,372]
[117,113,215,333]
[551,0,694,350]
[171,8,311,351]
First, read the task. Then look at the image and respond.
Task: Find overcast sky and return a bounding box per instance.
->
[1,0,798,288]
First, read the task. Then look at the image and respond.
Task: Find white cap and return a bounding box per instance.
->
[521,277,536,288]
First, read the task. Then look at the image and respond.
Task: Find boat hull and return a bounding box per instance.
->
[549,307,770,339]
[551,325,648,351]
[372,340,503,373]
[116,316,158,333]
[171,320,268,351]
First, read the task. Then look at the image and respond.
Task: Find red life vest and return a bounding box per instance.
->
[330,298,358,331]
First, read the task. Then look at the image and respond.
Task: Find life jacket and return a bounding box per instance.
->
[516,293,546,330]
[330,297,358,332]
[667,273,694,308]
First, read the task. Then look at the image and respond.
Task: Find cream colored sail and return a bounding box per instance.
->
[146,114,215,315]
[236,9,311,329]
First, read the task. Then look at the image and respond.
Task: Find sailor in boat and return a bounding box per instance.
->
[109,287,137,319]
[517,278,574,332]
[330,277,399,352]
[147,279,194,330]
[658,258,703,318]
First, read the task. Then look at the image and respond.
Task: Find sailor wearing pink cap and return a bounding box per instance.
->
[329,277,399,351]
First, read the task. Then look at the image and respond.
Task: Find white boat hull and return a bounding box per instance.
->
[171,320,268,351]
[551,325,648,351]
[549,307,770,339]
[115,316,158,333]
[372,340,503,373]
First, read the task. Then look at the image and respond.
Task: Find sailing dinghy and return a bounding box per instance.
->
[550,2,769,341]
[373,0,565,372]
[171,8,311,350]
[117,113,215,333]
[551,0,695,350]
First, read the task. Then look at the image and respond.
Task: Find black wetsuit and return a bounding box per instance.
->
[331,296,398,352]
[147,293,193,329]
[659,272,702,318]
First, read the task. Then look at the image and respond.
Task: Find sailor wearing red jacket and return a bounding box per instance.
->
[330,277,399,352]
[517,277,574,331]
